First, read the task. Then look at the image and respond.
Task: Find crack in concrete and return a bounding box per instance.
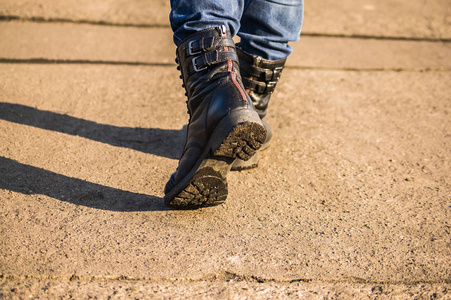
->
[1,15,450,43]
[1,273,450,285]
[0,273,304,283]
[0,58,449,73]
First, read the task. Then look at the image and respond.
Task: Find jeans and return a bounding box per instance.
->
[169,0,304,60]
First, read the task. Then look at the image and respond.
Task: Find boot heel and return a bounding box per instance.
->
[212,109,267,161]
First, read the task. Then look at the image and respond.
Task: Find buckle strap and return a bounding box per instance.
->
[236,46,286,68]
[187,50,238,74]
[240,59,284,82]
[242,77,277,94]
[186,37,236,57]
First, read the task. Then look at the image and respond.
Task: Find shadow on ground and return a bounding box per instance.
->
[0,102,185,160]
[0,157,169,211]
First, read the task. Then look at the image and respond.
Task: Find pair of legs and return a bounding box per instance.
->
[164,0,304,209]
[170,0,304,60]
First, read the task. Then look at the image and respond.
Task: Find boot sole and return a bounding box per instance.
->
[164,109,266,209]
[230,139,272,171]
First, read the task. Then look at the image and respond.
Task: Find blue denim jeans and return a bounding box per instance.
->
[170,0,304,60]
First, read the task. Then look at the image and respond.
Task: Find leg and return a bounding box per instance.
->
[231,0,304,170]
[238,0,304,60]
[170,0,245,45]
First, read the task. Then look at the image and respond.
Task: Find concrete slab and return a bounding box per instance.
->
[1,22,450,71]
[1,2,450,297]
[1,0,450,39]
[1,65,450,285]
[0,0,170,26]
[0,21,176,65]
[304,0,451,40]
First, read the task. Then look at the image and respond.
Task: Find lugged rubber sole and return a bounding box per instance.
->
[165,157,232,209]
[231,119,272,171]
[164,111,266,209]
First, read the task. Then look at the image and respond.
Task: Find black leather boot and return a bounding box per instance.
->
[231,46,287,171]
[164,26,267,209]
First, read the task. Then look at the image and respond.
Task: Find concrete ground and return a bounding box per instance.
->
[0,1,450,299]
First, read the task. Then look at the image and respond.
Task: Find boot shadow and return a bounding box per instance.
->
[0,157,169,212]
[0,102,185,160]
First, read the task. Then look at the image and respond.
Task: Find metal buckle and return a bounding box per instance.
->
[266,81,276,93]
[192,56,207,72]
[188,40,201,56]
[272,67,283,80]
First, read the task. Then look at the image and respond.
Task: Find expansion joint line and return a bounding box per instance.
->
[1,15,450,43]
[0,58,171,67]
[0,58,449,73]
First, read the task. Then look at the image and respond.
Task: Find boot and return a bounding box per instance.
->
[164,26,267,209]
[231,46,287,171]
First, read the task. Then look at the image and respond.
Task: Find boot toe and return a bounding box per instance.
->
[164,172,177,195]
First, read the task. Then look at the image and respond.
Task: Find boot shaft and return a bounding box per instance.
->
[176,26,239,94]
[175,26,252,121]
[236,46,287,118]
